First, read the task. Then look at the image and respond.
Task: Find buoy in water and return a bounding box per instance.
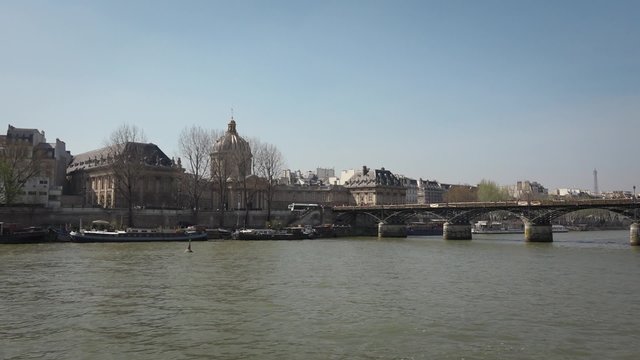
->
[185,239,193,253]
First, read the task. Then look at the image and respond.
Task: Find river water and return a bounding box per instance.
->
[1,230,639,359]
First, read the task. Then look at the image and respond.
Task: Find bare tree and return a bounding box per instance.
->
[254,142,285,222]
[210,122,254,228]
[106,124,147,227]
[234,137,256,227]
[0,140,43,205]
[178,126,218,222]
[210,151,233,228]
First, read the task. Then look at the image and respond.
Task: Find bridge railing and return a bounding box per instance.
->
[332,198,637,211]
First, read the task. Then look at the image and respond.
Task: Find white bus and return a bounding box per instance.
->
[288,203,321,212]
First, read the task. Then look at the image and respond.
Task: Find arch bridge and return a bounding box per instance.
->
[332,199,640,244]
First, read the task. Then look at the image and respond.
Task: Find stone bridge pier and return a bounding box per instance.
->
[443,222,472,240]
[630,223,639,246]
[377,222,407,238]
[524,222,553,242]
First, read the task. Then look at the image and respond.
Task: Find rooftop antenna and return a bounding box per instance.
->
[593,168,599,196]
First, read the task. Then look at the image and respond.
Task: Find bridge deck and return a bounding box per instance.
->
[332,199,639,212]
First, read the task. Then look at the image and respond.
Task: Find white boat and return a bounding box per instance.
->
[472,221,570,234]
[472,221,523,234]
[552,224,569,233]
[231,227,313,240]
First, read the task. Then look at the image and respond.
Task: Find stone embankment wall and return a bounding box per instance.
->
[0,207,313,230]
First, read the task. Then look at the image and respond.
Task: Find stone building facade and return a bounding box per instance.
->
[343,166,406,206]
[271,183,353,210]
[399,176,418,204]
[66,143,183,208]
[208,118,356,212]
[0,125,71,207]
[417,179,445,204]
[509,180,548,200]
[209,118,268,211]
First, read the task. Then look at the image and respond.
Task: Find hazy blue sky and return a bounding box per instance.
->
[1,0,638,192]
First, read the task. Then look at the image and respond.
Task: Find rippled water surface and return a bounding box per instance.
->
[2,230,640,359]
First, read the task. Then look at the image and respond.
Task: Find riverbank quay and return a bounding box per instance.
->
[2,206,637,244]
[0,206,304,231]
[0,207,352,243]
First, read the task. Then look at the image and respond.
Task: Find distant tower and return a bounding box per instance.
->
[593,169,599,196]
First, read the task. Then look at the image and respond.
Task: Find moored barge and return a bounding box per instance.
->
[69,227,208,243]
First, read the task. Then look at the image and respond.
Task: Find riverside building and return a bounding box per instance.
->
[343,166,406,206]
[65,143,183,208]
[0,125,71,208]
[209,117,268,211]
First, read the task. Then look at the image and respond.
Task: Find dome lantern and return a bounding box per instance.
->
[227,118,237,134]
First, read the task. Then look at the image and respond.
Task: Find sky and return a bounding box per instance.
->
[1,0,639,192]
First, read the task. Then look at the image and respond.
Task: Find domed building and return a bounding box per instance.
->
[211,118,252,179]
[210,118,267,226]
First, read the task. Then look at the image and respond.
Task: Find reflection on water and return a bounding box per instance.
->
[1,231,639,359]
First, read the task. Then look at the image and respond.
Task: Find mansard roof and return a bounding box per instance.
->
[67,142,175,173]
[35,142,54,150]
[5,125,46,145]
[344,166,403,188]
[419,178,443,189]
[7,125,41,135]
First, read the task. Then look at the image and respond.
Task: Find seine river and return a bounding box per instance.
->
[2,230,639,359]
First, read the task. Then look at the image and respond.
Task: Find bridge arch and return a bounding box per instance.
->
[331,199,640,244]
